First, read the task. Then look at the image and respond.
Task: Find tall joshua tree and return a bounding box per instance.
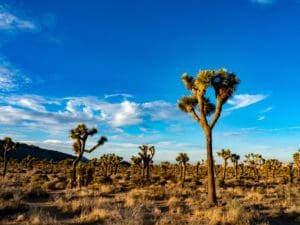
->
[176,153,189,187]
[69,124,107,187]
[138,145,155,181]
[217,149,231,182]
[178,69,239,204]
[1,137,18,178]
[230,153,240,179]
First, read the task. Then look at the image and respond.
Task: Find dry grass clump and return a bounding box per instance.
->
[192,199,262,225]
[124,188,149,207]
[23,185,50,200]
[28,210,59,225]
[55,195,110,214]
[77,208,112,224]
[244,190,264,202]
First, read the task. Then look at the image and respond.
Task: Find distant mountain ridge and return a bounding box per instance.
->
[0,141,86,162]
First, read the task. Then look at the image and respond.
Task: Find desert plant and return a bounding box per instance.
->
[244,153,265,181]
[1,137,18,178]
[99,153,123,178]
[69,124,107,188]
[230,153,240,179]
[264,159,282,180]
[176,153,189,187]
[138,145,155,181]
[217,149,231,182]
[178,68,240,204]
[293,150,300,178]
[131,155,143,176]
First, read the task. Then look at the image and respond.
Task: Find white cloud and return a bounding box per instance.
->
[227,94,267,111]
[0,57,31,91]
[0,95,182,137]
[251,0,276,5]
[0,5,37,32]
[111,100,142,127]
[104,93,133,99]
[258,116,265,121]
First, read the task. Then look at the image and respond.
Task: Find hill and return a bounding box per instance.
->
[0,141,85,162]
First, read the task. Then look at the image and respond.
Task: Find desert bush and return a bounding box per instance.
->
[23,185,49,200]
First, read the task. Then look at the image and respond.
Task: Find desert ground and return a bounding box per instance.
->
[0,156,299,225]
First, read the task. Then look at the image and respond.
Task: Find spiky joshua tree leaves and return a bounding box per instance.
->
[178,69,240,204]
[69,124,107,188]
[217,149,231,183]
[1,137,18,178]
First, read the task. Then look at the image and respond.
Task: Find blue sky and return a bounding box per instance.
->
[0,0,299,163]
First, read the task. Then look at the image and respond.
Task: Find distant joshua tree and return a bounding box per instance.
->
[1,137,18,178]
[264,159,281,180]
[138,145,155,181]
[230,153,240,179]
[217,149,231,182]
[176,153,189,187]
[99,153,123,178]
[131,155,143,175]
[244,153,265,181]
[293,150,300,178]
[69,124,107,188]
[178,69,239,204]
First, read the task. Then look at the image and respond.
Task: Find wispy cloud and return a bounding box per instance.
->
[104,93,133,99]
[251,0,277,5]
[0,57,31,91]
[226,94,267,111]
[0,5,37,32]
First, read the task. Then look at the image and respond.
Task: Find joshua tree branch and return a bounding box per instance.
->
[84,143,102,153]
[196,93,209,128]
[189,108,202,126]
[210,97,222,129]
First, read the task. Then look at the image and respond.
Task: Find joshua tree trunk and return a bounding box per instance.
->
[205,129,217,204]
[3,150,8,178]
[235,162,238,179]
[182,164,186,187]
[72,154,82,187]
[222,161,227,182]
[146,163,150,181]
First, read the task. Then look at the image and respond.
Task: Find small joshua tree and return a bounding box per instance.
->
[1,137,18,178]
[244,153,265,181]
[217,149,231,182]
[138,145,155,181]
[265,159,281,180]
[131,155,143,175]
[293,150,300,178]
[178,68,239,204]
[176,153,189,187]
[69,124,107,188]
[230,153,240,179]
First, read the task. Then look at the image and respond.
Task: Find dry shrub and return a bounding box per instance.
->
[244,191,264,202]
[29,210,58,225]
[77,208,112,223]
[23,185,49,199]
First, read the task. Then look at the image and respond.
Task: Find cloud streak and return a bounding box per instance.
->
[251,0,277,5]
[226,94,267,111]
[0,5,37,32]
[0,57,31,91]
